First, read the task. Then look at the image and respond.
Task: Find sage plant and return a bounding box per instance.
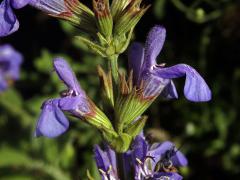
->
[0,0,212,179]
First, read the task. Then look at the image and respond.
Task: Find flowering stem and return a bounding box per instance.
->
[116,152,127,180]
[108,55,119,85]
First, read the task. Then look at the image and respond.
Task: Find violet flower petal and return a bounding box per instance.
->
[53,57,84,95]
[94,145,118,179]
[132,135,148,161]
[29,0,66,15]
[35,99,69,138]
[149,141,188,167]
[160,80,178,99]
[153,172,183,180]
[141,72,170,97]
[94,145,112,172]
[154,64,211,102]
[0,0,19,37]
[172,151,188,167]
[59,96,90,116]
[104,144,117,172]
[148,141,174,166]
[128,42,145,84]
[143,25,166,70]
[11,0,31,9]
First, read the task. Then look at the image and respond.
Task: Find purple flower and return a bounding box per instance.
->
[35,57,91,138]
[128,25,211,102]
[0,44,23,91]
[130,135,187,180]
[94,134,187,180]
[0,0,67,37]
[94,144,118,180]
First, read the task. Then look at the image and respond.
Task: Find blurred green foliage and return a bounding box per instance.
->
[0,0,239,179]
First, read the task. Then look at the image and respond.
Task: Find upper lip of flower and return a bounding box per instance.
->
[53,57,84,96]
[128,25,212,102]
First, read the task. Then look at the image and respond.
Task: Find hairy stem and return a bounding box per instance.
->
[108,55,119,85]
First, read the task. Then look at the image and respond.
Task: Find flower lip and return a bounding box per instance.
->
[11,0,31,9]
[35,99,69,138]
[53,57,84,96]
[143,25,166,70]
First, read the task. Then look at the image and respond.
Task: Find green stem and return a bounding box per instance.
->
[108,55,119,85]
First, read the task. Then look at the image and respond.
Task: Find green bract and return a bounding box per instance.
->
[60,0,149,57]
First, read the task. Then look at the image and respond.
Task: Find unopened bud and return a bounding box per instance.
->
[93,0,113,40]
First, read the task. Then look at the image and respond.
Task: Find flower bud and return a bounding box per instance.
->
[114,0,150,36]
[111,0,131,20]
[54,0,97,35]
[93,0,113,40]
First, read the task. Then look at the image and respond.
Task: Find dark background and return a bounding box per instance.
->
[0,0,239,179]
